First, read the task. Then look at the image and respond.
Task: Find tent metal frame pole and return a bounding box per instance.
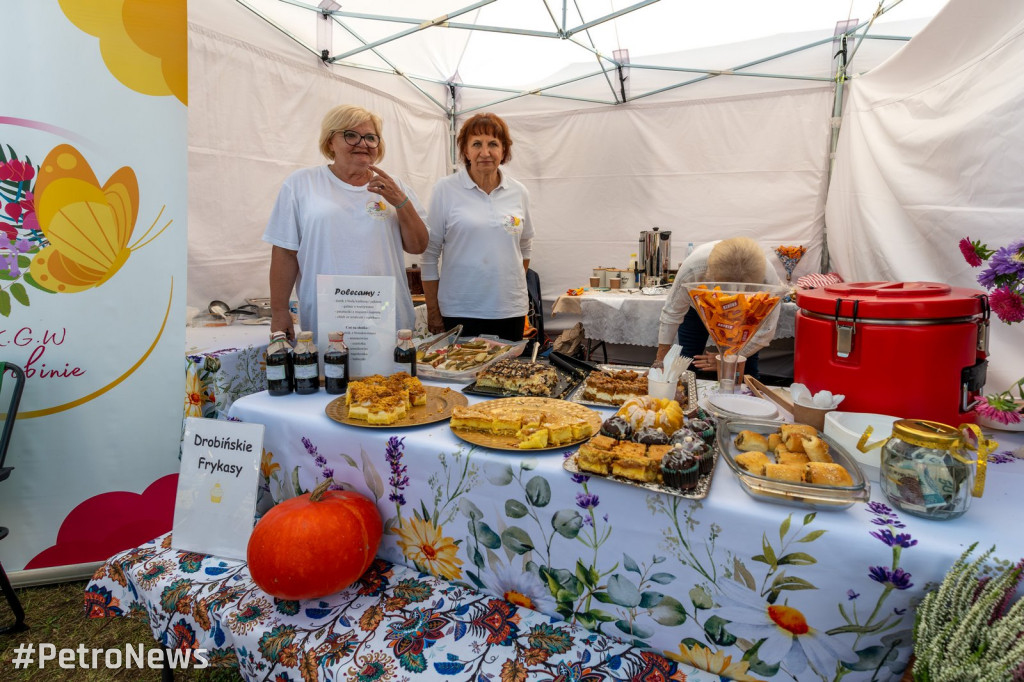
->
[244,0,920,115]
[328,0,498,61]
[566,0,661,37]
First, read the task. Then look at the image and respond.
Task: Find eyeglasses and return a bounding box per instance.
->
[335,129,381,148]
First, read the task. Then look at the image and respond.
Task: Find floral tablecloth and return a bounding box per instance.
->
[86,533,718,681]
[230,388,1024,682]
[185,325,269,421]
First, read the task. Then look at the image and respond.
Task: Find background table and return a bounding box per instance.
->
[185,324,270,420]
[230,386,1024,681]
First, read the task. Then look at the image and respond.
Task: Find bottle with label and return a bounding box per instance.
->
[266,331,294,396]
[293,331,320,394]
[324,331,350,395]
[394,328,417,377]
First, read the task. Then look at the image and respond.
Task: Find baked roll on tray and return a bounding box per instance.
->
[731,423,851,486]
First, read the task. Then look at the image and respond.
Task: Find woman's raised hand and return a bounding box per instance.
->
[368,165,407,207]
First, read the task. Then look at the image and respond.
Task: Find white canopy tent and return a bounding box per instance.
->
[187,0,1022,391]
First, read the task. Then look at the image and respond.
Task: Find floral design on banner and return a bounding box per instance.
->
[0,143,44,317]
[29,144,172,295]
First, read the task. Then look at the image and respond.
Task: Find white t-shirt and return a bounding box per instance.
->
[421,168,534,319]
[262,165,428,338]
[657,240,782,350]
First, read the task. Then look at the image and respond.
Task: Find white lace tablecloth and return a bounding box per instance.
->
[552,290,797,346]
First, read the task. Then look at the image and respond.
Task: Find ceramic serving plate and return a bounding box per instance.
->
[716,418,870,510]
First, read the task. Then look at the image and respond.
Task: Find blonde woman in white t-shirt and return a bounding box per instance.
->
[421,113,534,342]
[263,105,429,342]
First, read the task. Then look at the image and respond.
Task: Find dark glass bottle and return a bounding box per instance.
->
[293,331,320,394]
[393,328,416,377]
[266,331,293,396]
[324,331,350,395]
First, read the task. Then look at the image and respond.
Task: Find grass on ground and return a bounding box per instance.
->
[0,579,239,681]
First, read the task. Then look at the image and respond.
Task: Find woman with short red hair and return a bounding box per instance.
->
[421,112,534,341]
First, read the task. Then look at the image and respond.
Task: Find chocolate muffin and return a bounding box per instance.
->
[671,432,712,476]
[660,447,686,489]
[600,416,633,441]
[634,426,670,445]
[687,417,716,446]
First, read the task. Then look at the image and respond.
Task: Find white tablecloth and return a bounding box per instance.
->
[229,385,1024,681]
[552,290,797,346]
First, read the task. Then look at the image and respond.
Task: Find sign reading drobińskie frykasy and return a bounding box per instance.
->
[173,418,263,560]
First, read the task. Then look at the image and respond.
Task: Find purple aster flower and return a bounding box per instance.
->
[847,589,860,600]
[302,437,318,456]
[575,492,600,510]
[869,566,913,590]
[986,239,1024,278]
[870,529,918,549]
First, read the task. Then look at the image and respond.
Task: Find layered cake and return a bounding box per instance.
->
[450,400,594,449]
[580,369,649,404]
[475,358,559,396]
[345,372,427,424]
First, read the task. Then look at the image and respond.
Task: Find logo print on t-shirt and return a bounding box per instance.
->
[366,199,388,219]
[501,214,523,235]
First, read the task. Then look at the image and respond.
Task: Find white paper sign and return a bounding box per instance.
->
[317,274,396,376]
[172,418,263,560]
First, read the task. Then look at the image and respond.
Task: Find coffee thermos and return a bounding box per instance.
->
[638,227,672,286]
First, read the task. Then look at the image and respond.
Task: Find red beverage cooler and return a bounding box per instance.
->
[794,282,989,426]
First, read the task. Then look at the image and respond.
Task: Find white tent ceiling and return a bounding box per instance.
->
[233,0,950,114]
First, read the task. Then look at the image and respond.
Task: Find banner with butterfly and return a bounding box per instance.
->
[1,1,187,577]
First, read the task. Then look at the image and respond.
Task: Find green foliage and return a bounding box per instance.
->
[912,543,1024,682]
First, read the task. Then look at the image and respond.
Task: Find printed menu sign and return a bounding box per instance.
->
[317,275,396,376]
[172,418,263,560]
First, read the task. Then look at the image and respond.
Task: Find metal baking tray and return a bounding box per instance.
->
[566,365,698,414]
[564,449,715,500]
[461,358,584,400]
[716,418,870,510]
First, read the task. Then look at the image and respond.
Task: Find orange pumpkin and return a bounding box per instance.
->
[247,479,382,600]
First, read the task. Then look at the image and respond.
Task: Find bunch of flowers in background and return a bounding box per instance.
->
[960,237,1024,425]
[960,237,1024,323]
[774,244,807,283]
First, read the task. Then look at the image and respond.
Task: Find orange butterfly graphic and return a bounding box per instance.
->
[29,144,170,293]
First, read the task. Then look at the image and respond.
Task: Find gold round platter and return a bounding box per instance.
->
[325,385,468,428]
[450,396,603,452]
